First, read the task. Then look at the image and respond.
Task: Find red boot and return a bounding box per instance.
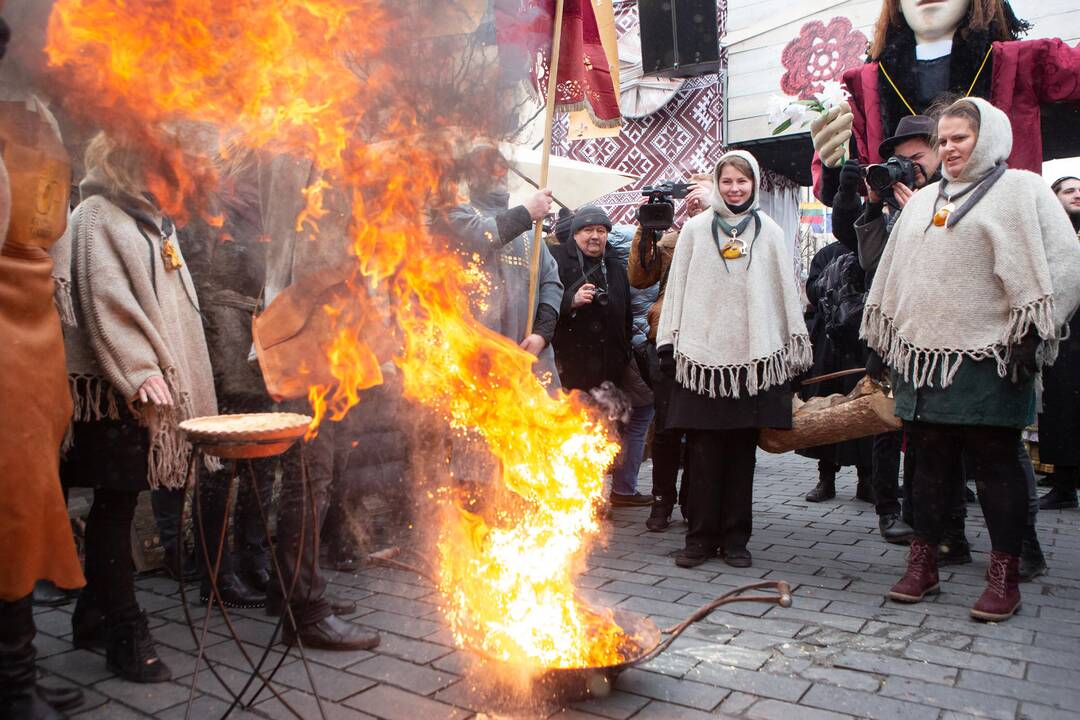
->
[971,551,1021,622]
[888,537,940,603]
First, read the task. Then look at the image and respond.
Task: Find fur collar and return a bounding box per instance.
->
[875,25,995,139]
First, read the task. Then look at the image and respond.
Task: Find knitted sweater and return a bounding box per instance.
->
[862,98,1080,389]
[52,172,218,489]
[657,150,811,398]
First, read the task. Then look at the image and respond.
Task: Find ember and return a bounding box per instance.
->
[45,0,630,672]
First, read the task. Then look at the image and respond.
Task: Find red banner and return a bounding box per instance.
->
[495,0,622,127]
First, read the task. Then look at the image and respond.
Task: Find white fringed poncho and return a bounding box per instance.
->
[657,150,812,398]
[861,98,1080,389]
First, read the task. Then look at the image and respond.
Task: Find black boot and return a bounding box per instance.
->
[1019,525,1048,582]
[162,545,200,583]
[238,554,271,594]
[805,476,836,503]
[71,590,106,650]
[1039,485,1078,510]
[30,582,75,609]
[938,533,973,566]
[646,500,672,532]
[106,613,172,684]
[855,465,875,503]
[0,596,65,720]
[199,572,266,609]
[878,513,914,544]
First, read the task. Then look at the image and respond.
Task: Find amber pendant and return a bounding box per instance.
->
[721,230,747,259]
[933,202,956,228]
[161,239,184,271]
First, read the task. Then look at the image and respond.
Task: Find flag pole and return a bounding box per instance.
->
[525,0,566,337]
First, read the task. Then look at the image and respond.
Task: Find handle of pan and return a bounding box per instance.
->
[630,580,793,667]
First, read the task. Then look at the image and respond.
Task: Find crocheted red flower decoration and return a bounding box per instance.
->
[780,17,867,100]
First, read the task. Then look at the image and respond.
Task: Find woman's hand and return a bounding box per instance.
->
[572,283,597,309]
[136,376,174,407]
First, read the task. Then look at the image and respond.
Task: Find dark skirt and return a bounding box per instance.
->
[61,412,150,493]
[665,382,792,431]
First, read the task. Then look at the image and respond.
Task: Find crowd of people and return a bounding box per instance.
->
[4,13,1080,720]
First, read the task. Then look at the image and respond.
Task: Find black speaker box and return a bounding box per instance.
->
[637,0,721,78]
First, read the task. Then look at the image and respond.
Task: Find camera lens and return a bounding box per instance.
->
[594,290,609,307]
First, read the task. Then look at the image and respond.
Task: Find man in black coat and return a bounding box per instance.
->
[550,206,633,393]
[1039,176,1080,511]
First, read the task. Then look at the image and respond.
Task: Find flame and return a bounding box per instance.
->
[46,0,629,671]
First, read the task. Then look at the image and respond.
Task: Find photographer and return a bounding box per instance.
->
[551,207,648,506]
[838,116,940,545]
[629,177,710,530]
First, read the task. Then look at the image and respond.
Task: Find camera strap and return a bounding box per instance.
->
[574,244,608,290]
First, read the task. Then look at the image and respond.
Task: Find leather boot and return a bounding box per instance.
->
[938,531,973,566]
[888,538,940,603]
[106,613,172,683]
[71,590,106,650]
[971,551,1022,622]
[645,500,672,532]
[200,572,266,609]
[878,513,914,544]
[281,614,380,651]
[0,596,65,720]
[30,582,75,609]
[1038,485,1078,510]
[805,474,836,503]
[1018,525,1047,582]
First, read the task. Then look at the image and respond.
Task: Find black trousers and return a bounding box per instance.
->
[84,488,142,624]
[906,422,1028,556]
[193,461,275,578]
[872,431,905,517]
[268,400,339,625]
[650,359,689,509]
[684,428,758,552]
[0,595,36,701]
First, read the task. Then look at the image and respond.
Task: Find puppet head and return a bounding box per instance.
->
[870,0,1030,58]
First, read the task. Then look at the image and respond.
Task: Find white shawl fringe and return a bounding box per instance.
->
[675,334,813,399]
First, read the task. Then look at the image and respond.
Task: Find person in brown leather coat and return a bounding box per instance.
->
[627,178,709,531]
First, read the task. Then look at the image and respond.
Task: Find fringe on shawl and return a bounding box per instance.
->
[861,295,1060,390]
[66,369,220,489]
[53,278,78,328]
[674,334,813,399]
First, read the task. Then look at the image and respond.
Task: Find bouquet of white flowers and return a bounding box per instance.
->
[768,80,849,135]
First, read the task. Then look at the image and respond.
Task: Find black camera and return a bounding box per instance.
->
[865,156,918,198]
[637,180,694,232]
[593,288,609,307]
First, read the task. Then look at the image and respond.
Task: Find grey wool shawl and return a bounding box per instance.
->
[51,171,218,489]
[657,150,811,398]
[862,98,1080,389]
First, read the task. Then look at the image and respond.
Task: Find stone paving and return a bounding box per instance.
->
[34,451,1080,720]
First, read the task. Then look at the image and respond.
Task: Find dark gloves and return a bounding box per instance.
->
[1009,332,1040,382]
[657,344,676,378]
[838,158,862,195]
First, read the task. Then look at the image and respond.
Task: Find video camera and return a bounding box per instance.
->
[636,180,694,232]
[865,156,918,202]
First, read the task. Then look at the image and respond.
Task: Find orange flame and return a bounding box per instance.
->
[47,0,629,671]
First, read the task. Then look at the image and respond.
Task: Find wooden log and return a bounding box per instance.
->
[759,377,902,454]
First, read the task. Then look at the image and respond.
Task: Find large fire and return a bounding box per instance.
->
[45,0,630,670]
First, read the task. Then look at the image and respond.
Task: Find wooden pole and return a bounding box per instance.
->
[525,0,566,337]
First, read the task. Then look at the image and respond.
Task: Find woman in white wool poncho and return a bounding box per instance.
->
[51,132,218,683]
[864,97,1080,623]
[656,150,811,569]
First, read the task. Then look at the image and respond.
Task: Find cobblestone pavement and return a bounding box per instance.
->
[34,451,1080,719]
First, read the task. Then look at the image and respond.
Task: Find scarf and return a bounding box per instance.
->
[657,150,811,398]
[51,169,219,488]
[862,98,1080,389]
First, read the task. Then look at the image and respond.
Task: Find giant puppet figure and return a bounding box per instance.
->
[812,0,1080,201]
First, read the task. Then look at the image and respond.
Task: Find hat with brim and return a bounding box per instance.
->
[879,115,937,159]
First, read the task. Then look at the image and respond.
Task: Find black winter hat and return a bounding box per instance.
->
[570,205,612,237]
[553,208,574,244]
